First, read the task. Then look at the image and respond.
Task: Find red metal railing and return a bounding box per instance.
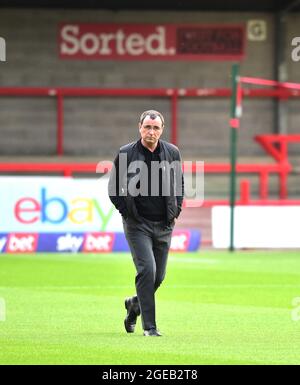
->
[1,86,300,155]
[0,152,297,204]
[255,134,300,163]
[1,86,300,205]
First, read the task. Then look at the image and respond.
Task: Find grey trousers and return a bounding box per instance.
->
[123,216,174,330]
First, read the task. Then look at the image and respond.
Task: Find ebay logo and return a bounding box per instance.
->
[14,188,114,229]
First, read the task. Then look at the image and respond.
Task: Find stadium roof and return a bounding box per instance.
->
[1,0,300,12]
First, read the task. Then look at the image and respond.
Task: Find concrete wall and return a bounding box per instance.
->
[0,9,299,158]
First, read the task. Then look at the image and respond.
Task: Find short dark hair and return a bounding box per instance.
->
[139,110,165,127]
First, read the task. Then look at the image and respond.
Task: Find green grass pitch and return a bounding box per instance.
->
[1,250,300,365]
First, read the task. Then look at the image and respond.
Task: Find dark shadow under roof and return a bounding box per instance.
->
[1,0,300,12]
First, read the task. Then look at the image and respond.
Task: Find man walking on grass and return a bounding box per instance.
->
[108,110,184,336]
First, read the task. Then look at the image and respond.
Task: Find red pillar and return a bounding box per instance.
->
[240,179,250,204]
[57,92,64,156]
[279,171,288,199]
[171,90,178,145]
[260,171,269,200]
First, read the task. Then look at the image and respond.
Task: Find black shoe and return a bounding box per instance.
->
[143,328,162,337]
[124,297,140,333]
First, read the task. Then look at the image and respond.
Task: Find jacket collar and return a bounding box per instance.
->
[137,138,163,156]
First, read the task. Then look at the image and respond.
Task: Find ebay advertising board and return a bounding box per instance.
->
[0,176,121,233]
[0,177,200,253]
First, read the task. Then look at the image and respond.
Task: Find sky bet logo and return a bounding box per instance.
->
[170,232,190,252]
[57,233,84,252]
[0,37,6,62]
[2,234,38,253]
[57,233,115,252]
[0,236,7,252]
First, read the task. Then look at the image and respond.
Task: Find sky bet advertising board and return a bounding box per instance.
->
[0,177,200,253]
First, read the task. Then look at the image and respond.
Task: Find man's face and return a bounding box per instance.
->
[139,115,164,146]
